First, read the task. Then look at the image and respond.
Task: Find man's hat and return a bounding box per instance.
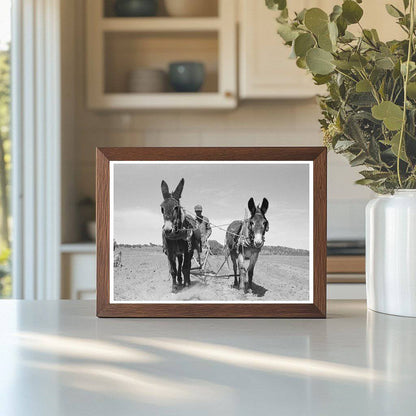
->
[194,204,203,211]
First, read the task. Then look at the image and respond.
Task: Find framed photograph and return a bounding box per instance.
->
[96,147,327,318]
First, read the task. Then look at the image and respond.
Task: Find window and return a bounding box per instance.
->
[0,0,11,298]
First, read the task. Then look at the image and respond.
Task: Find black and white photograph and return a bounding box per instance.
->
[110,161,313,303]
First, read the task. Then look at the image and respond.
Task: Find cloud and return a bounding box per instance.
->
[114,208,162,245]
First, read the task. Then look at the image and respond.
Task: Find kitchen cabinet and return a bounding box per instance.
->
[238,0,405,99]
[86,0,237,109]
[239,0,322,99]
[61,244,96,300]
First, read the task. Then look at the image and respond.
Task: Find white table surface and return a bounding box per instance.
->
[0,300,415,416]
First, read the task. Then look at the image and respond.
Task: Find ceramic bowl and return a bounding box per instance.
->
[168,62,205,93]
[127,68,167,93]
[114,0,158,17]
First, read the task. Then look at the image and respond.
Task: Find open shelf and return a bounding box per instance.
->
[103,0,219,18]
[104,31,218,94]
[86,0,236,109]
[90,92,234,109]
[101,17,221,32]
[61,242,96,254]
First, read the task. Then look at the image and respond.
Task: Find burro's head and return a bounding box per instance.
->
[247,197,269,248]
[160,178,184,235]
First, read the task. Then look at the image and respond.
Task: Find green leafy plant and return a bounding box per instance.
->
[267,0,416,193]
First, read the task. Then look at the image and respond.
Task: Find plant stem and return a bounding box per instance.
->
[334,68,357,83]
[397,0,415,188]
[358,69,380,104]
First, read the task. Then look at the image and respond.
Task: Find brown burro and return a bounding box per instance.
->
[160,178,201,292]
[225,198,269,293]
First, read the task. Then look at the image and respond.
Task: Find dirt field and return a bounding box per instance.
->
[113,246,310,302]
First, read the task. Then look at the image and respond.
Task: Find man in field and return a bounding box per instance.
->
[194,204,212,264]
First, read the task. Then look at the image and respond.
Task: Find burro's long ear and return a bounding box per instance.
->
[172,178,185,200]
[260,198,269,215]
[248,197,256,216]
[161,180,170,199]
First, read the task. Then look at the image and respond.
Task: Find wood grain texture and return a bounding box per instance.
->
[313,148,327,318]
[327,256,365,274]
[96,147,327,318]
[327,274,365,283]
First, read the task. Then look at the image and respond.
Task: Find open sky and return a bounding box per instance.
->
[112,162,311,250]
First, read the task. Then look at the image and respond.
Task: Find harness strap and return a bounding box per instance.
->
[237,220,251,249]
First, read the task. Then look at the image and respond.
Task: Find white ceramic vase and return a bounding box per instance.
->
[366,190,416,317]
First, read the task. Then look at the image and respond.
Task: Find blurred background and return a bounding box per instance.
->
[1,0,404,300]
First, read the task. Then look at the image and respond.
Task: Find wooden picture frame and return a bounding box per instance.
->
[96,147,327,318]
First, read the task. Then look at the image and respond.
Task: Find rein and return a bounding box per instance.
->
[163,205,266,245]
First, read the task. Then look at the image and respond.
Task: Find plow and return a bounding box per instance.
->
[190,242,237,283]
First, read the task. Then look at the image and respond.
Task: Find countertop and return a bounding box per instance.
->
[0,300,415,415]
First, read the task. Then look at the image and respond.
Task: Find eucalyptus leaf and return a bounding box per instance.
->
[360,170,392,180]
[334,139,355,151]
[333,59,353,70]
[350,53,368,69]
[265,0,287,11]
[276,8,289,23]
[295,8,307,22]
[371,67,386,84]
[296,57,307,69]
[363,29,375,44]
[348,92,377,107]
[372,101,403,130]
[341,31,356,42]
[356,79,372,93]
[382,132,409,162]
[401,61,416,76]
[313,74,332,85]
[306,48,335,75]
[371,29,380,42]
[369,136,382,162]
[318,31,334,52]
[336,15,348,36]
[375,56,396,70]
[350,152,368,167]
[355,178,377,185]
[304,8,329,35]
[379,78,386,99]
[385,4,403,17]
[342,0,364,24]
[330,5,342,22]
[344,113,374,147]
[294,33,315,57]
[399,14,411,29]
[277,23,299,42]
[268,0,416,193]
[328,21,338,45]
[407,82,416,99]
[393,61,402,78]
